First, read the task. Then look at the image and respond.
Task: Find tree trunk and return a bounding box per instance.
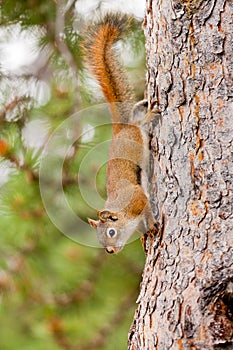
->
[128,0,233,349]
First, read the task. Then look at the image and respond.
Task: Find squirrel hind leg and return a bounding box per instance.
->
[131,99,148,123]
[131,99,161,126]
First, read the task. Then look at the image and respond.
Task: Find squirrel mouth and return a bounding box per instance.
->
[105,247,115,254]
[105,246,123,254]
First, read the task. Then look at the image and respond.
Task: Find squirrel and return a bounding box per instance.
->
[83,13,158,254]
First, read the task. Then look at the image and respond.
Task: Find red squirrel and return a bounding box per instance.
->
[83,13,157,254]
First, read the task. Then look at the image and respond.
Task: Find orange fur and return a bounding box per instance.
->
[83,14,156,254]
[83,13,135,126]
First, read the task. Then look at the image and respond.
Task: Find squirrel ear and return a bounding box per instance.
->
[88,218,99,229]
[98,210,118,222]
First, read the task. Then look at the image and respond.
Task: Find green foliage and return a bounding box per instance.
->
[1,0,56,27]
[0,1,146,349]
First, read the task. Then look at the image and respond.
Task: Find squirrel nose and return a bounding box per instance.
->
[105,246,115,254]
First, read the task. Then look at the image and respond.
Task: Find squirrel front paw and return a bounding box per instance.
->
[141,222,160,253]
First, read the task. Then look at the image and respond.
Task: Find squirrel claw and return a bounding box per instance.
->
[141,222,159,253]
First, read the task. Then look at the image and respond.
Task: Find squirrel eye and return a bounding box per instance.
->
[107,228,117,238]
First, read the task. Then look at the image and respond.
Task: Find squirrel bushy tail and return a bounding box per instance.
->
[83,13,135,125]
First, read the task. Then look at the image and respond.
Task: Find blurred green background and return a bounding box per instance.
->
[0,1,146,349]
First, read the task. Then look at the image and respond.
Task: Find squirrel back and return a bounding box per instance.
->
[84,14,157,254]
[83,13,135,126]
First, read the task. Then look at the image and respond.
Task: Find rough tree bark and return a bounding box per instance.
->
[128,0,233,349]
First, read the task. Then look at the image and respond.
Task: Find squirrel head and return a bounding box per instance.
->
[88,210,137,254]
